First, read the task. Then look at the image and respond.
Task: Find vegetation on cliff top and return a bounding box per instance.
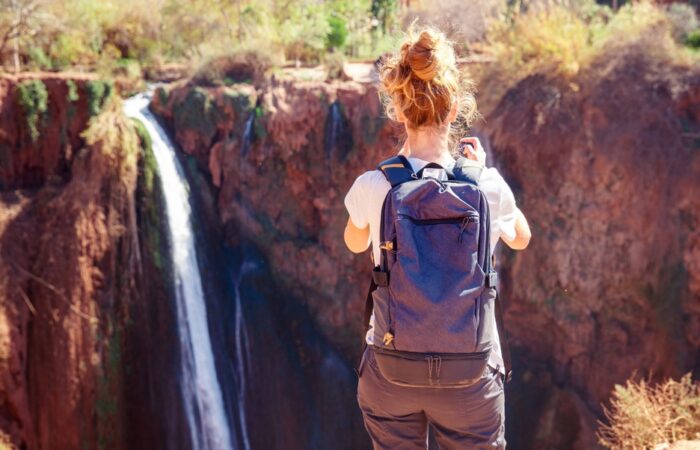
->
[1,1,698,92]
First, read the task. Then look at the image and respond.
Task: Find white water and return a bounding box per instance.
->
[232,260,257,450]
[124,92,234,450]
[240,113,254,156]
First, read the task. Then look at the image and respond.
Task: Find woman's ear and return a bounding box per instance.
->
[447,96,458,123]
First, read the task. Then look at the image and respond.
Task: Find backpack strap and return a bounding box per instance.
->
[494,289,513,383]
[377,155,415,187]
[453,157,513,382]
[356,276,378,376]
[453,156,483,185]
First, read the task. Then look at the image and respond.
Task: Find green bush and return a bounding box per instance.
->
[28,47,53,70]
[86,80,115,116]
[16,79,49,144]
[686,30,700,49]
[327,15,348,50]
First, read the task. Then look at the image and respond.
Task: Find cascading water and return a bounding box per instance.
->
[324,101,342,159]
[124,92,235,450]
[240,113,255,156]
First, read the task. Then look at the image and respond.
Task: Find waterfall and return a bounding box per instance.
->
[240,113,254,157]
[324,101,342,159]
[231,260,257,450]
[124,92,235,450]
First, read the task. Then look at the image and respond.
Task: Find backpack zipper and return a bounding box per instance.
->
[398,213,479,243]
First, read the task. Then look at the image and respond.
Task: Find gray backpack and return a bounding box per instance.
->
[362,154,512,387]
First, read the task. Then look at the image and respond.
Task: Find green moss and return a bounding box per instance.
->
[173,87,219,139]
[66,80,79,103]
[86,79,114,116]
[95,324,122,450]
[132,117,165,271]
[16,79,49,143]
[221,87,255,117]
[254,105,267,139]
[156,86,170,106]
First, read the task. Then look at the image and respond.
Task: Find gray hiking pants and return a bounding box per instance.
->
[357,346,506,449]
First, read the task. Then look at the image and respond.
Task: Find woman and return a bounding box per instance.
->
[343,25,531,449]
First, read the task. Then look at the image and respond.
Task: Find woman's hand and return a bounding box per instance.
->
[460,137,486,168]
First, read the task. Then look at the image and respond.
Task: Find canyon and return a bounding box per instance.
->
[1,36,699,449]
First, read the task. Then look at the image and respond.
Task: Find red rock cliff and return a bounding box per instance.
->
[0,74,171,450]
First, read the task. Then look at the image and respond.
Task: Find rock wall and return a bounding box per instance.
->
[0,75,181,450]
[481,46,700,448]
[150,42,700,448]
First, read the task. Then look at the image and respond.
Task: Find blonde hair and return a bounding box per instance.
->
[378,23,479,150]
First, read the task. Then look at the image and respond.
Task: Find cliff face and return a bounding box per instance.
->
[481,48,700,448]
[151,44,700,448]
[0,75,180,450]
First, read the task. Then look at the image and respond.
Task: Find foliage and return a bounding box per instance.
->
[371,0,397,35]
[486,6,591,77]
[597,373,700,449]
[324,51,347,80]
[484,1,699,81]
[687,30,700,50]
[1,0,403,74]
[81,93,139,177]
[66,80,79,103]
[665,3,699,45]
[327,15,348,50]
[191,50,273,86]
[16,79,49,144]
[86,80,115,116]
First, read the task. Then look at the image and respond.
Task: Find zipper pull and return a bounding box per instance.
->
[458,216,472,243]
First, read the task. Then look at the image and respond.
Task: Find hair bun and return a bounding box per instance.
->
[406,31,439,82]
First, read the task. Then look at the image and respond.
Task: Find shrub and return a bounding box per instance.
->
[327,15,348,50]
[597,373,700,449]
[324,51,347,81]
[687,30,700,50]
[191,50,272,86]
[27,47,53,70]
[86,80,115,116]
[16,79,49,144]
[665,3,699,44]
[483,1,698,84]
[486,7,591,77]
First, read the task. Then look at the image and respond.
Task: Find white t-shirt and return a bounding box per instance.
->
[344,153,520,375]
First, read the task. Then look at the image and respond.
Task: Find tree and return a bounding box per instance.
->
[370,0,397,35]
[0,0,44,72]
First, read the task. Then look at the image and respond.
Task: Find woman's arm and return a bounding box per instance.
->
[344,217,371,253]
[501,209,531,250]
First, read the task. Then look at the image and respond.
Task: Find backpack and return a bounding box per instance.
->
[361,154,512,387]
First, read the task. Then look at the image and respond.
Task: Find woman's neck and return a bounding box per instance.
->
[402,125,451,161]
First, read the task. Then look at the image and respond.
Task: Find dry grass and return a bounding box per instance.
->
[597,373,700,450]
[482,1,699,82]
